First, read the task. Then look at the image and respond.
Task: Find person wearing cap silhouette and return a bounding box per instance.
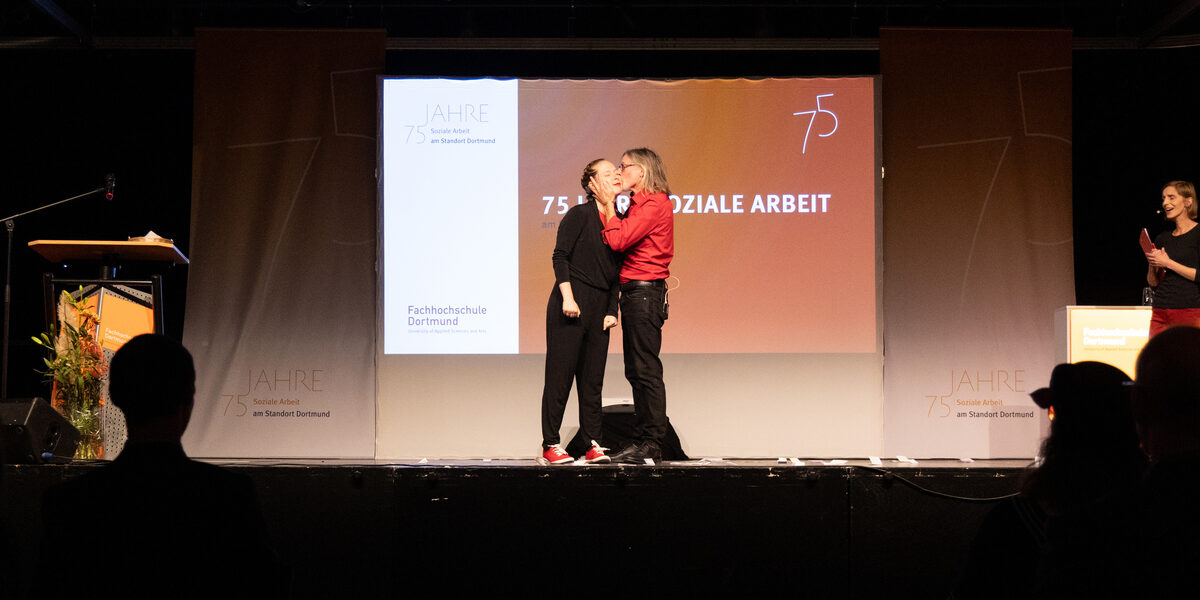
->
[1036,328,1200,597]
[952,361,1146,599]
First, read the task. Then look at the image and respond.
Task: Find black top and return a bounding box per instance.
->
[1153,226,1200,309]
[39,442,282,597]
[952,495,1047,598]
[552,200,621,316]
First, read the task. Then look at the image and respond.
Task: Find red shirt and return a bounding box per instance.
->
[602,190,674,283]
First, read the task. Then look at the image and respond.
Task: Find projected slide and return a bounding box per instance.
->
[381,77,877,355]
[381,79,519,354]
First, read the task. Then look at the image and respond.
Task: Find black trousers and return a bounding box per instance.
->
[540,282,611,447]
[619,280,668,443]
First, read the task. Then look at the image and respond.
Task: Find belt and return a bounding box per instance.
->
[620,279,666,291]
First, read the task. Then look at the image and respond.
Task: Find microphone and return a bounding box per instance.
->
[105,173,115,200]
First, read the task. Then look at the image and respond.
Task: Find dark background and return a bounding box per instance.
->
[2,1,1199,401]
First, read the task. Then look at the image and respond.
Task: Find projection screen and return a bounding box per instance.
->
[377,77,883,458]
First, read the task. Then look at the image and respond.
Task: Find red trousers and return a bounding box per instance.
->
[1149,307,1200,337]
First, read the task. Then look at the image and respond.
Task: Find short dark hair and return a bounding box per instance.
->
[109,334,195,425]
[580,158,608,201]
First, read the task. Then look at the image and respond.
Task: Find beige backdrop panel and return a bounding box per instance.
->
[184,30,384,458]
[880,28,1073,458]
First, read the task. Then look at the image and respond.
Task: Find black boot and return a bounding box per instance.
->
[610,441,645,464]
[613,441,662,464]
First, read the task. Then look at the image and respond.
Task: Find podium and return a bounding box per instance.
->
[28,239,189,337]
[1053,306,1151,378]
[27,239,189,459]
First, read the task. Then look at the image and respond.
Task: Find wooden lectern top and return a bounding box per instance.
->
[28,240,190,265]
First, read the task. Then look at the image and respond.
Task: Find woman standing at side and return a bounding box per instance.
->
[1146,180,1200,337]
[539,159,622,465]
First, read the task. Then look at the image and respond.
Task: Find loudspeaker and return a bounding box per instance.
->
[0,398,80,463]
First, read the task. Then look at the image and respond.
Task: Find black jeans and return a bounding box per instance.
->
[619,280,668,443]
[541,282,611,447]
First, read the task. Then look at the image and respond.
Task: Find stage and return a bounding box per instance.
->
[2,457,1028,598]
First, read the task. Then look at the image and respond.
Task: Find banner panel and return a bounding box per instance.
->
[184,30,384,458]
[881,29,1074,458]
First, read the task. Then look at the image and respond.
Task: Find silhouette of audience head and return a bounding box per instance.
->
[1132,325,1200,461]
[109,334,195,438]
[1030,361,1138,447]
[40,335,282,597]
[1025,361,1144,511]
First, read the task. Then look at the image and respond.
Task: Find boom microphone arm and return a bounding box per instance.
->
[2,175,113,402]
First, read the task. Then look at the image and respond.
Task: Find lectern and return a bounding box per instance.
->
[1053,305,1151,378]
[27,239,189,459]
[28,239,189,336]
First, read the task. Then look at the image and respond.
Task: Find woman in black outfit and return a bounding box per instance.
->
[1146,180,1200,337]
[539,159,622,465]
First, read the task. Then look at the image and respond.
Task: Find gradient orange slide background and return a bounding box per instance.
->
[517,78,877,353]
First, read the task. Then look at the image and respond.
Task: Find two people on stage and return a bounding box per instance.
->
[539,148,675,465]
[1145,180,1200,336]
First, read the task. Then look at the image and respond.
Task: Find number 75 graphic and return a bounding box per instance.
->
[793,93,839,154]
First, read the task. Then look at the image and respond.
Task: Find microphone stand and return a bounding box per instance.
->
[2,184,107,402]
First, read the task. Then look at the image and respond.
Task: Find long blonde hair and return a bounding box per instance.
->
[624,147,670,195]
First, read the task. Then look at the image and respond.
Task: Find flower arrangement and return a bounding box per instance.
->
[32,289,107,459]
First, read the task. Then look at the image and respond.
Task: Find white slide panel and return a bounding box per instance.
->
[382,78,519,354]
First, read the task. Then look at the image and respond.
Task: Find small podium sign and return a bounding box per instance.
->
[1054,306,1152,378]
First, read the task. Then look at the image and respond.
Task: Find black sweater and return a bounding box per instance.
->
[552,200,621,316]
[1153,226,1200,308]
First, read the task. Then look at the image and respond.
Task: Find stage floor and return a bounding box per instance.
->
[196,456,1033,469]
[2,457,1030,598]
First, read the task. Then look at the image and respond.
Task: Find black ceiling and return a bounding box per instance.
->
[3,1,1200,50]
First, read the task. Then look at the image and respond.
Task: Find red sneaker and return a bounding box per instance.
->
[540,444,574,465]
[584,440,610,464]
